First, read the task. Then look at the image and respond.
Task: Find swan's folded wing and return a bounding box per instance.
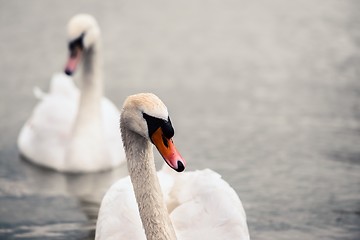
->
[49,73,79,97]
[17,88,78,170]
[169,169,250,240]
[157,165,176,204]
[95,176,146,240]
[32,73,77,99]
[18,72,79,160]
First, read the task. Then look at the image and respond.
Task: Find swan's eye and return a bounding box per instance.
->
[161,117,174,139]
[69,32,85,51]
[143,112,165,138]
[143,113,173,139]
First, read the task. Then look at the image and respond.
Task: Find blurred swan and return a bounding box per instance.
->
[17,14,125,172]
[95,93,249,240]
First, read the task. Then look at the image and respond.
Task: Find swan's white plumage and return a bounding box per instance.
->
[18,73,125,172]
[95,93,249,239]
[18,14,125,172]
[168,169,249,240]
[96,176,145,240]
[96,166,249,240]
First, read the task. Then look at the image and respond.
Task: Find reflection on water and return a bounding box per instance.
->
[0,149,128,239]
[1,0,360,239]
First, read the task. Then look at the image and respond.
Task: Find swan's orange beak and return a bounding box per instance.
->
[64,47,82,76]
[151,127,186,172]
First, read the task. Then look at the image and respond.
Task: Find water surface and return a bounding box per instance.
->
[0,0,360,239]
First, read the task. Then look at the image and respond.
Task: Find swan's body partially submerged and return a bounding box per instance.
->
[17,14,125,172]
[95,93,249,240]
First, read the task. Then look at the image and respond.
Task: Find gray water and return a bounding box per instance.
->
[1,0,360,239]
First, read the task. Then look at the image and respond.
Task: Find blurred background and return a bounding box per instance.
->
[1,0,360,239]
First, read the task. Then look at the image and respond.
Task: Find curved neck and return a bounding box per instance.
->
[73,42,103,134]
[121,125,177,240]
[79,42,103,115]
[68,41,106,169]
[82,43,103,94]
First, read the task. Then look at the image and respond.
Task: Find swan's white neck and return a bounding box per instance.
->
[78,42,103,119]
[121,125,177,240]
[67,40,108,171]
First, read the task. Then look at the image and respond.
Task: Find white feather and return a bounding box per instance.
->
[18,73,125,172]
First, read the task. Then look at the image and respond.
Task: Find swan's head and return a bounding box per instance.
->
[64,14,100,76]
[121,93,186,172]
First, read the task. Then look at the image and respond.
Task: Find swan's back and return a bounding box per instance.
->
[169,169,250,240]
[18,73,78,169]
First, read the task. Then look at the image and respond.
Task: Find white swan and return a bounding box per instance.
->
[17,14,125,172]
[95,93,250,240]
